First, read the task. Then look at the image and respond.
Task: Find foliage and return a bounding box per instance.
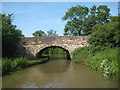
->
[2,13,24,58]
[62,5,89,36]
[41,47,67,59]
[89,21,120,47]
[2,57,28,75]
[42,47,66,55]
[32,30,46,36]
[96,5,110,24]
[47,29,58,36]
[72,46,118,78]
[86,47,118,78]
[2,58,13,74]
[72,46,107,62]
[32,29,58,36]
[109,16,120,22]
[12,57,28,69]
[62,5,110,36]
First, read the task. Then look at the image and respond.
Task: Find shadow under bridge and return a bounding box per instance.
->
[36,46,71,60]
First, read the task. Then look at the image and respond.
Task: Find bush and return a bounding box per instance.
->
[89,22,120,47]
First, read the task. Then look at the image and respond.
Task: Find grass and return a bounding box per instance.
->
[28,58,48,63]
[2,57,28,75]
[72,46,118,79]
[2,57,48,75]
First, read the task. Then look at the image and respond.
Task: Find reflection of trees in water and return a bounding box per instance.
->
[49,54,66,60]
[36,60,71,74]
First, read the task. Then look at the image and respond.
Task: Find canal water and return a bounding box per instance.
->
[2,58,118,88]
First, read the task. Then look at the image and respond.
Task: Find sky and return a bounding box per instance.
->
[2,2,119,37]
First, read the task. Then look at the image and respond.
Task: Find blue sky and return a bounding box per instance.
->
[2,2,118,37]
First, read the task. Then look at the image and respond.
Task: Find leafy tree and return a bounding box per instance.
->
[89,19,120,47]
[47,29,58,36]
[2,13,24,58]
[97,5,110,24]
[84,5,110,34]
[32,30,46,36]
[62,5,110,36]
[109,16,120,22]
[62,5,89,36]
[83,5,97,34]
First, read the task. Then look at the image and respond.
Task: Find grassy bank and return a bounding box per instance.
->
[72,46,118,79]
[28,58,48,63]
[2,57,48,75]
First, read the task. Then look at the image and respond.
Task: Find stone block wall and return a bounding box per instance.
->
[21,36,90,59]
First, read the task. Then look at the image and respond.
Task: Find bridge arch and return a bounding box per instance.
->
[36,46,71,60]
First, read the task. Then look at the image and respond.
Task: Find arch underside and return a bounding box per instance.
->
[36,46,71,60]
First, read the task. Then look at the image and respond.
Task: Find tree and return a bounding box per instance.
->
[62,5,89,36]
[83,5,98,34]
[2,13,24,58]
[97,5,110,24]
[88,17,120,47]
[32,30,46,36]
[62,5,110,36]
[47,29,58,36]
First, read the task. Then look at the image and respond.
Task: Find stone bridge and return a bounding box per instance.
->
[21,36,90,59]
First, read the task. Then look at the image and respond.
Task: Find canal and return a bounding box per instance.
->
[2,57,118,88]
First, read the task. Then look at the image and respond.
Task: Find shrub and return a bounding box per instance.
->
[89,22,120,47]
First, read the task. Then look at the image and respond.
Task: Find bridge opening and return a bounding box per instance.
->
[36,46,71,60]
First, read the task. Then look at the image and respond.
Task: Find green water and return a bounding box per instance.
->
[2,57,118,88]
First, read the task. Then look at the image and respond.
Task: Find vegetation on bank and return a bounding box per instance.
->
[27,58,48,63]
[2,57,48,75]
[72,46,118,78]
[71,14,119,79]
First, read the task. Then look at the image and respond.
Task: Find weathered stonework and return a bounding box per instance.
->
[21,36,90,59]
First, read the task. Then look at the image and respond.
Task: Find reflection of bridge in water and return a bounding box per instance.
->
[21,36,90,59]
